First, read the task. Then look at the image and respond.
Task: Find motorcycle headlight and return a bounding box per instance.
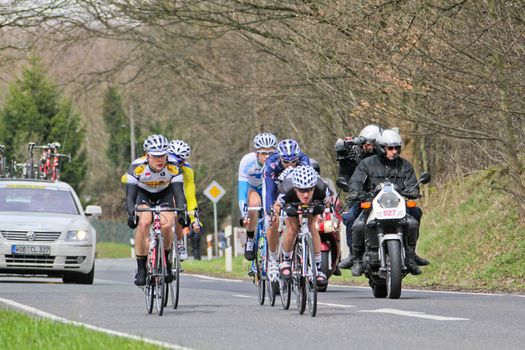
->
[378,192,399,209]
[66,230,90,241]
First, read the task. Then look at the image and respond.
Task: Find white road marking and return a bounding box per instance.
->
[233,294,256,299]
[318,302,355,308]
[359,308,469,321]
[0,297,192,350]
[185,273,243,283]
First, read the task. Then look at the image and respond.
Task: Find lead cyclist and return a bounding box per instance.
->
[122,134,187,286]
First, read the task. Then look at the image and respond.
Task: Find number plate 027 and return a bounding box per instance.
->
[11,245,51,255]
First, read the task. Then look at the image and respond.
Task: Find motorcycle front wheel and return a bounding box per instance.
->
[386,240,402,299]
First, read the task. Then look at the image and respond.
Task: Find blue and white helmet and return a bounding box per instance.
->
[277,139,300,162]
[169,139,191,160]
[253,133,277,150]
[292,165,318,189]
[143,134,169,156]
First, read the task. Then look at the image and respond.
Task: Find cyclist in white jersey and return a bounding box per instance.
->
[238,133,277,260]
[122,134,186,286]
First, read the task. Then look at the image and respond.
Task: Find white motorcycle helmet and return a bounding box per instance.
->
[376,129,403,157]
[359,124,382,144]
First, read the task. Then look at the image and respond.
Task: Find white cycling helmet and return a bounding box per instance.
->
[253,132,277,150]
[292,165,319,189]
[359,124,382,143]
[143,134,169,156]
[169,139,191,159]
[376,129,403,156]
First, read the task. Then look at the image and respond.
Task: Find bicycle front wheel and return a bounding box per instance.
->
[155,238,166,316]
[293,240,306,315]
[304,234,317,317]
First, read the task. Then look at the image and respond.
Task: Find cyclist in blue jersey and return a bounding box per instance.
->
[263,139,310,280]
[238,133,277,260]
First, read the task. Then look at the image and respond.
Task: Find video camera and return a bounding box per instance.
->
[335,136,365,162]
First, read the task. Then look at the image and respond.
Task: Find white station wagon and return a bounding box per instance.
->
[0,179,101,284]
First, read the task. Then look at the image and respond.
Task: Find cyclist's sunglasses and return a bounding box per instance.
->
[386,146,401,151]
[281,158,298,165]
[257,150,273,156]
[147,153,167,159]
[295,187,314,194]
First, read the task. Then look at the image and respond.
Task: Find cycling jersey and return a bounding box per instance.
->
[122,156,183,193]
[237,152,266,216]
[262,151,310,215]
[168,154,199,223]
[122,156,185,217]
[276,176,330,206]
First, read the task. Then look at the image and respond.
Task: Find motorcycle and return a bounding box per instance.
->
[336,173,430,299]
[315,208,341,292]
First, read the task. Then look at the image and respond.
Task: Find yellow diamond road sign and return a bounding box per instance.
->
[203,180,226,203]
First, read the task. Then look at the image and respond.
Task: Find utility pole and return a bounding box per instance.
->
[129,103,136,161]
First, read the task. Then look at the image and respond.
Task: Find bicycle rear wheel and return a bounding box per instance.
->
[279,278,291,309]
[171,243,181,309]
[145,254,154,314]
[304,235,317,317]
[145,284,154,314]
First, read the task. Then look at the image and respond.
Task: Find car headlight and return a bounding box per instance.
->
[66,230,90,241]
[378,192,400,209]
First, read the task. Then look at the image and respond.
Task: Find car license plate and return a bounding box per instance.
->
[11,245,51,255]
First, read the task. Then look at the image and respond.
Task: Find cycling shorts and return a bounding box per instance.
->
[136,187,174,207]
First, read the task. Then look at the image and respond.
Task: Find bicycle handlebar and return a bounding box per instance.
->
[135,206,185,213]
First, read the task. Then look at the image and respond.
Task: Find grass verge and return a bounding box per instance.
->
[0,308,165,349]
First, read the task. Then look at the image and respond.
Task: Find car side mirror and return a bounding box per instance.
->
[419,172,431,184]
[85,205,102,217]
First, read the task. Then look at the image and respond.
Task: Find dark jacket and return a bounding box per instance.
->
[349,154,419,195]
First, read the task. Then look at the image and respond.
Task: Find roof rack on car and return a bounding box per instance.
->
[0,142,71,181]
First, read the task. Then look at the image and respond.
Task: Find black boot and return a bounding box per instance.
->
[405,248,421,275]
[338,253,353,269]
[351,257,363,276]
[415,254,430,266]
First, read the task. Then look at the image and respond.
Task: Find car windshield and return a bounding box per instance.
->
[0,186,79,215]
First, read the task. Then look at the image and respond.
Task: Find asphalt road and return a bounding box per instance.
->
[1,258,524,350]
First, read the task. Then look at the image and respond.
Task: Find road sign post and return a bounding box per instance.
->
[203,180,226,257]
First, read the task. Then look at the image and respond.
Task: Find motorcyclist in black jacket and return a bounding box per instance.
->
[335,124,382,269]
[348,129,424,276]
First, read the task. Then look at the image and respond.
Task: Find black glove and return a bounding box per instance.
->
[178,212,190,227]
[239,218,245,226]
[312,203,325,215]
[127,215,138,229]
[347,191,360,201]
[402,190,420,199]
[359,192,373,201]
[284,204,298,217]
